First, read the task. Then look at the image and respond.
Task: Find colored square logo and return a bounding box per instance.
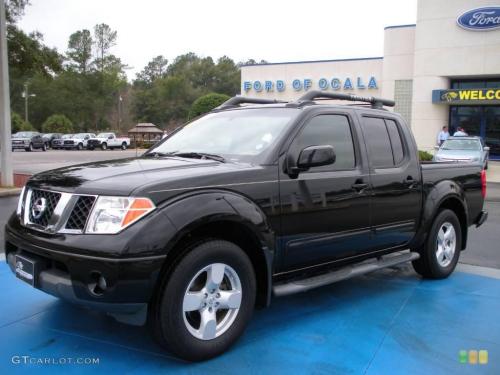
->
[479,350,488,365]
[459,350,468,364]
[469,350,478,365]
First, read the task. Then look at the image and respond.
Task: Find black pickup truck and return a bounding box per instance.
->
[5,92,488,361]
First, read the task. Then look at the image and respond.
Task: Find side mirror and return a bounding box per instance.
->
[85,136,89,140]
[108,135,113,139]
[297,145,336,170]
[484,146,490,152]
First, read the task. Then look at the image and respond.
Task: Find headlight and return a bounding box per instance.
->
[16,186,26,217]
[86,196,155,234]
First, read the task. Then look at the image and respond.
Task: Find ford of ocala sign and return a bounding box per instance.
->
[457,6,500,31]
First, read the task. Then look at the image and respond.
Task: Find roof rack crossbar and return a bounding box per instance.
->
[216,95,288,110]
[297,90,395,109]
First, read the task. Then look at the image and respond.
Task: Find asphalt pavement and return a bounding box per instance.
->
[10,149,143,174]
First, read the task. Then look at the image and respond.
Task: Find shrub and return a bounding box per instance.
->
[419,150,433,161]
[42,114,73,133]
[188,93,230,120]
[11,112,35,133]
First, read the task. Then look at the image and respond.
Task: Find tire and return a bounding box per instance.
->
[412,209,461,279]
[484,162,488,170]
[101,142,107,150]
[26,143,33,152]
[42,143,47,151]
[121,142,127,150]
[77,143,83,150]
[150,239,256,361]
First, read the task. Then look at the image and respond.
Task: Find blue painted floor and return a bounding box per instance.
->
[1,262,499,375]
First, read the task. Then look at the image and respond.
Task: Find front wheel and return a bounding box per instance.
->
[101,142,107,150]
[412,209,461,279]
[26,143,33,152]
[77,143,83,150]
[150,240,256,361]
[42,143,47,151]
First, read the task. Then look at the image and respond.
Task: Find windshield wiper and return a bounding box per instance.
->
[143,151,176,158]
[169,152,226,163]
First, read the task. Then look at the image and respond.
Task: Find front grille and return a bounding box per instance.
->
[64,140,74,145]
[28,190,61,227]
[88,140,101,146]
[65,196,96,231]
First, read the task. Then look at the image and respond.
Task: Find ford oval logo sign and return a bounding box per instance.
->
[457,7,500,31]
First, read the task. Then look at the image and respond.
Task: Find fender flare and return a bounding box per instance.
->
[157,189,275,306]
[410,180,469,250]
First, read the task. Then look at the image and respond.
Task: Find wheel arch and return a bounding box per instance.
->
[151,191,275,309]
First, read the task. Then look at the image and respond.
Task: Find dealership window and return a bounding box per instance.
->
[451,79,500,89]
[394,80,413,126]
[294,114,356,171]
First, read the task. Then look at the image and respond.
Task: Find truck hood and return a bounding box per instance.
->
[27,157,251,196]
[11,137,30,141]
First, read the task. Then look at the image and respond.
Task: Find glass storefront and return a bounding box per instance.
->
[449,79,500,159]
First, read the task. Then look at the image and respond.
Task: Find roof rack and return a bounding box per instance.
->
[215,95,288,110]
[297,91,395,109]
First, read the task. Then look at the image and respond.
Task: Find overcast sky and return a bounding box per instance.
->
[18,0,417,80]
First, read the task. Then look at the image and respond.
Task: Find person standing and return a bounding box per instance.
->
[437,126,450,145]
[454,127,468,136]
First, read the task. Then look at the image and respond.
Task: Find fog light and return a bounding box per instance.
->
[88,271,107,296]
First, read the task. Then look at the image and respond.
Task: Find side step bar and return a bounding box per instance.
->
[273,252,420,297]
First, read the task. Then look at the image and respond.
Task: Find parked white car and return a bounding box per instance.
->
[87,132,131,150]
[59,133,96,150]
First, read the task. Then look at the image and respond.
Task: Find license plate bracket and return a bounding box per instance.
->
[15,254,39,287]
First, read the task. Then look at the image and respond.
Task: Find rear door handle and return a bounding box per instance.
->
[404,176,417,188]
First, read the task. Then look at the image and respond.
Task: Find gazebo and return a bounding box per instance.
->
[127,123,164,147]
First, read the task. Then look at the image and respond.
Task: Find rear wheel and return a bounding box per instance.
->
[121,142,127,150]
[412,209,461,279]
[150,239,256,361]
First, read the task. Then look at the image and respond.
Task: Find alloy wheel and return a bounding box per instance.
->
[182,263,242,340]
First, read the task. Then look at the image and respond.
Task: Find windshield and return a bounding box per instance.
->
[14,132,36,138]
[147,108,298,163]
[62,134,73,139]
[441,139,481,151]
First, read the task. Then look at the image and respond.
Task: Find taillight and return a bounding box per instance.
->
[481,169,487,199]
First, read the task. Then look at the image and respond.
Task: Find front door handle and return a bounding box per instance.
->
[352,181,368,192]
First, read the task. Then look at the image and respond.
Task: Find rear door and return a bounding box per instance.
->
[358,113,422,250]
[278,110,372,271]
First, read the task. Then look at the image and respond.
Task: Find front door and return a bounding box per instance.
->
[278,112,372,272]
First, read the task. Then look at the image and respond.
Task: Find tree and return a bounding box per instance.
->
[188,93,230,120]
[67,29,93,73]
[93,23,117,73]
[41,114,73,133]
[11,111,34,132]
[135,55,168,86]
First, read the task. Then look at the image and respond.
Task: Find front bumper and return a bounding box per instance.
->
[4,216,172,324]
[12,143,28,149]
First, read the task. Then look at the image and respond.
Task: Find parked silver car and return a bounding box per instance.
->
[434,136,489,169]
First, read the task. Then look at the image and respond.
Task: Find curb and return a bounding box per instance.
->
[0,188,22,197]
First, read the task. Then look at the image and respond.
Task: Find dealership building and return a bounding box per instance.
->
[240,0,500,157]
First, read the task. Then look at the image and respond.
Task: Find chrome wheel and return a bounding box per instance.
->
[182,263,242,340]
[436,222,456,267]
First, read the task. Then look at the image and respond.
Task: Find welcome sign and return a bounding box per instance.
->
[457,6,500,31]
[432,88,500,104]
